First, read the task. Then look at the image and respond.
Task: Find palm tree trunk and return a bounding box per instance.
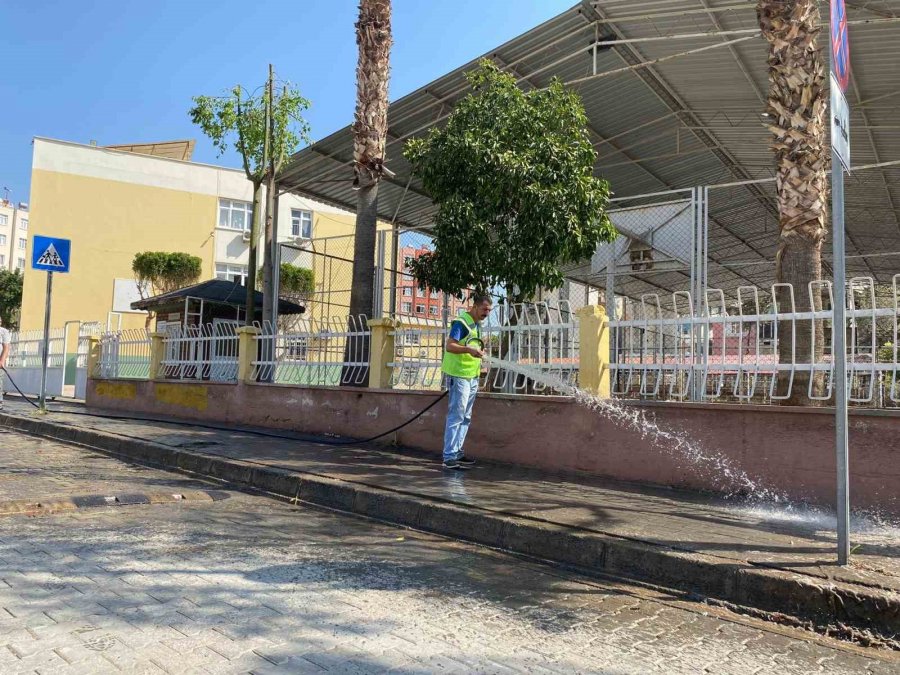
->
[757,0,828,405]
[344,0,392,386]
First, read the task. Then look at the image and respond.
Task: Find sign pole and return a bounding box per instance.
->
[38,271,54,412]
[831,149,850,565]
[829,0,851,566]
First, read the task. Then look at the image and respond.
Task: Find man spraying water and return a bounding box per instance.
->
[441,293,493,470]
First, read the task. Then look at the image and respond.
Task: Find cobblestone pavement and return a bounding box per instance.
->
[6,399,896,593]
[0,429,896,674]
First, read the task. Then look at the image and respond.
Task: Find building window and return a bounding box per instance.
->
[0,235,5,246]
[415,304,425,315]
[19,219,27,231]
[725,322,743,337]
[0,215,7,226]
[398,332,420,346]
[215,263,249,285]
[285,337,308,359]
[291,210,312,239]
[16,258,25,270]
[430,289,440,299]
[0,255,4,267]
[429,306,439,316]
[18,238,26,250]
[218,199,253,231]
[403,287,411,296]
[401,302,412,313]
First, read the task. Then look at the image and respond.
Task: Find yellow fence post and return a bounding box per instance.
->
[149,332,167,381]
[237,326,260,383]
[86,336,102,380]
[367,318,399,389]
[576,305,610,398]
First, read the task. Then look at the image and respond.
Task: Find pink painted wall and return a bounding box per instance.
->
[87,379,900,514]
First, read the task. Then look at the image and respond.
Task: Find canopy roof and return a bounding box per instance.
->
[278,0,900,294]
[131,279,306,315]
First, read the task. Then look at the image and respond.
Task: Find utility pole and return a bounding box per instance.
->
[262,64,276,333]
[259,64,277,381]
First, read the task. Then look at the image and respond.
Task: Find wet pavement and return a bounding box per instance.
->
[4,398,897,596]
[0,427,897,673]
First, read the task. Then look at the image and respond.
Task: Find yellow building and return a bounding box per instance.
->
[22,137,390,332]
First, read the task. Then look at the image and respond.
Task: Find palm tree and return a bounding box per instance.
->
[344,0,392,385]
[757,0,829,404]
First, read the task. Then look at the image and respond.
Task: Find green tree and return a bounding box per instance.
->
[0,269,23,330]
[403,61,615,302]
[132,252,202,327]
[190,71,310,323]
[257,263,315,299]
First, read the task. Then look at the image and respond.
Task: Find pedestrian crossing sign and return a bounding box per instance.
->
[31,235,72,273]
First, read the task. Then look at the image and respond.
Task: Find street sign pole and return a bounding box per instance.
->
[831,148,850,565]
[829,0,851,565]
[31,234,72,412]
[38,271,54,412]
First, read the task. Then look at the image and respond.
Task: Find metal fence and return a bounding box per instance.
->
[6,328,65,369]
[251,315,370,386]
[96,329,152,380]
[390,301,579,395]
[160,323,239,382]
[3,328,67,398]
[609,276,900,408]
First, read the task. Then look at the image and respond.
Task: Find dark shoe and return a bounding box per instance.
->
[442,460,471,470]
[457,455,476,466]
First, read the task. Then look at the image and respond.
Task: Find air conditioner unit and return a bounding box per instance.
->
[241,231,252,242]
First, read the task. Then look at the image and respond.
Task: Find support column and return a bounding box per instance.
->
[237,326,260,383]
[149,332,167,381]
[367,318,399,389]
[576,305,610,398]
[86,336,102,380]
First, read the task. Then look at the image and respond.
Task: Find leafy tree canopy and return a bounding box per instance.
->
[404,60,615,301]
[0,269,23,330]
[257,264,315,298]
[190,83,311,183]
[132,252,203,298]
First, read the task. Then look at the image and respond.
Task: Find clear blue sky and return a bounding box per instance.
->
[0,0,574,206]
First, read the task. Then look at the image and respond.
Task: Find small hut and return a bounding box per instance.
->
[130,279,305,331]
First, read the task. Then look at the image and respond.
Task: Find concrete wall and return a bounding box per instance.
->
[86,378,900,515]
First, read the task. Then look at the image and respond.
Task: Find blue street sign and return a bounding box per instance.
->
[31,235,72,273]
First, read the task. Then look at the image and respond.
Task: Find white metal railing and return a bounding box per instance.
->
[610,276,900,407]
[251,316,370,386]
[6,328,65,369]
[97,328,151,379]
[161,323,239,382]
[389,302,579,395]
[485,302,579,395]
[391,317,447,390]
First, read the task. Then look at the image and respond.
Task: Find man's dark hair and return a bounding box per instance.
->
[470,292,492,305]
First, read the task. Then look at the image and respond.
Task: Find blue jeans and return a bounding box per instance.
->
[443,376,479,461]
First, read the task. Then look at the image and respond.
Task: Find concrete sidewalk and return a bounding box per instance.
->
[2,398,899,645]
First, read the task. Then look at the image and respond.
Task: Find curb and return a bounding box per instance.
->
[3,412,899,640]
[0,490,216,517]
